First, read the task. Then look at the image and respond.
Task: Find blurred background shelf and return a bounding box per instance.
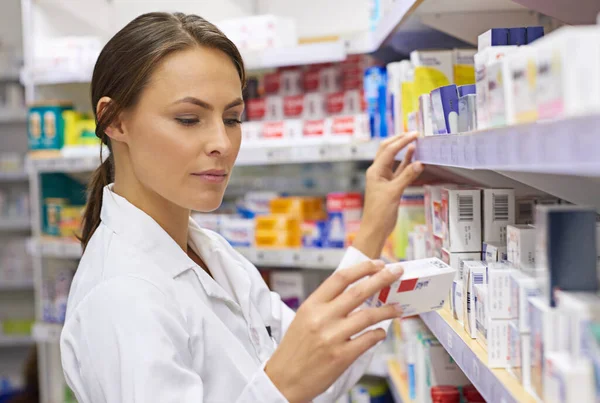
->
[0,217,30,231]
[387,359,411,403]
[235,247,345,270]
[0,335,34,347]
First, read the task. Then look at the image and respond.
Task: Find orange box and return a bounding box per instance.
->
[256,215,301,232]
[270,197,325,221]
[255,230,302,248]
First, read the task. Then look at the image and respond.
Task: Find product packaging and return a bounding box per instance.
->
[487,56,514,128]
[535,25,600,120]
[510,46,539,124]
[326,193,363,248]
[555,291,600,358]
[441,188,482,253]
[393,187,425,260]
[280,67,304,96]
[301,221,328,248]
[319,65,342,94]
[430,84,459,134]
[221,217,255,247]
[364,66,388,138]
[486,262,515,319]
[271,271,305,310]
[303,92,327,121]
[463,260,487,338]
[529,296,558,400]
[475,283,511,367]
[453,49,476,86]
[441,250,480,282]
[458,94,477,133]
[417,94,434,136]
[28,101,74,150]
[508,320,532,388]
[452,280,465,324]
[265,95,284,121]
[510,270,541,332]
[387,61,404,136]
[506,224,536,270]
[544,352,596,403]
[535,205,598,306]
[508,27,527,46]
[411,50,453,100]
[526,26,544,44]
[478,28,509,51]
[482,188,515,244]
[368,258,455,317]
[482,241,507,262]
[407,225,428,260]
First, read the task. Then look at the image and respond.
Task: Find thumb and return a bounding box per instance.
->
[392,161,424,197]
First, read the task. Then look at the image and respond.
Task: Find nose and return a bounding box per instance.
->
[205,119,232,157]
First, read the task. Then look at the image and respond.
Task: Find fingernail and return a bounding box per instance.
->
[374,259,385,268]
[413,162,423,174]
[386,263,404,276]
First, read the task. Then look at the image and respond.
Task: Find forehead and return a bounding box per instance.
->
[145,46,242,102]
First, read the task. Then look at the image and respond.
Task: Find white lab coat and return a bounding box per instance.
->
[60,185,383,403]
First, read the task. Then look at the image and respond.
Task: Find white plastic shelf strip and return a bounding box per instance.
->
[235,247,345,270]
[32,322,63,343]
[0,217,31,231]
[420,311,535,403]
[0,335,35,347]
[415,114,600,176]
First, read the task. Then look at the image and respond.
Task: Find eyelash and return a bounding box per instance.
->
[224,118,242,127]
[175,118,242,127]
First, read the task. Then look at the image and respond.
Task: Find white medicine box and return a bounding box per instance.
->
[462,260,487,339]
[509,270,541,332]
[441,249,480,282]
[482,188,515,244]
[475,284,510,368]
[486,262,515,319]
[506,224,536,270]
[441,188,482,253]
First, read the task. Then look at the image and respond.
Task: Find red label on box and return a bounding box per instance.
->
[303,119,326,137]
[264,72,281,94]
[283,95,304,117]
[326,92,345,115]
[303,68,321,92]
[330,116,356,136]
[379,286,391,304]
[343,193,363,209]
[246,98,266,121]
[397,278,418,293]
[327,193,363,211]
[262,121,285,139]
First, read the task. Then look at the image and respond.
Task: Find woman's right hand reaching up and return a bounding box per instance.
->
[264,260,404,403]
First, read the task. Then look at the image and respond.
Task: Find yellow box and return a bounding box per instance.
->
[270,197,325,220]
[60,205,84,238]
[256,215,301,233]
[255,230,302,248]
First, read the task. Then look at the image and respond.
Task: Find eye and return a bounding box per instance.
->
[224,118,242,127]
[175,117,199,126]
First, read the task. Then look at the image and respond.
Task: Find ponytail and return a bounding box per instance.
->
[79,141,113,251]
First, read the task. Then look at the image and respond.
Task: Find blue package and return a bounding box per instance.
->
[484,28,509,47]
[430,85,459,135]
[364,66,388,138]
[527,26,544,44]
[302,220,328,248]
[457,84,476,97]
[509,27,527,45]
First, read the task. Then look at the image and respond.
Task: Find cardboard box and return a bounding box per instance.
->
[510,47,539,124]
[452,280,465,324]
[411,50,454,99]
[510,270,541,332]
[482,188,515,244]
[453,49,476,86]
[441,250,480,282]
[463,260,487,338]
[478,28,509,51]
[475,284,510,368]
[441,188,482,253]
[486,262,515,319]
[544,352,596,403]
[506,224,536,270]
[265,95,284,121]
[271,271,305,311]
[482,241,507,262]
[529,297,559,400]
[555,291,600,358]
[535,205,598,306]
[508,320,532,389]
[371,258,455,317]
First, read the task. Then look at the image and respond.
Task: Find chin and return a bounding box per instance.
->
[187,190,225,213]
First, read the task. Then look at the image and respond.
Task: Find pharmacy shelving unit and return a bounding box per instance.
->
[387,360,411,403]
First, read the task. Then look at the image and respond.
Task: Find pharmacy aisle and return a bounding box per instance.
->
[12,0,600,402]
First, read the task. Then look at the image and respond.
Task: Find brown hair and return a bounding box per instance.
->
[80,12,246,250]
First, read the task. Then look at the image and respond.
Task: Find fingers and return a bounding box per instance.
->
[308,260,386,303]
[336,305,402,340]
[371,133,419,172]
[394,143,415,178]
[392,160,424,195]
[328,264,404,316]
[342,328,388,362]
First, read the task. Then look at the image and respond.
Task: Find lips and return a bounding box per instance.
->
[191,169,228,184]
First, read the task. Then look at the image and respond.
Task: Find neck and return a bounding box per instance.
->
[112,168,190,252]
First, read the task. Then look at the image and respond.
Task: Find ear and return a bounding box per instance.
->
[96,96,128,144]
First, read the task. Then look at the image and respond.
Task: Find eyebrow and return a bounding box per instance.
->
[173,96,244,111]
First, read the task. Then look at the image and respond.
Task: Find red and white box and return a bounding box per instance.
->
[263,72,281,95]
[303,64,324,93]
[302,119,327,139]
[326,90,366,116]
[265,95,284,121]
[441,187,482,253]
[303,92,327,120]
[319,65,342,94]
[280,67,304,96]
[261,121,286,140]
[246,98,267,121]
[241,121,262,144]
[284,95,305,118]
[326,192,363,224]
[326,114,369,142]
[364,258,455,317]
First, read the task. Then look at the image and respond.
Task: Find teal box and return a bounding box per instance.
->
[28,103,73,150]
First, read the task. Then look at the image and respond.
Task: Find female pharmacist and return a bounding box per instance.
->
[60,12,424,403]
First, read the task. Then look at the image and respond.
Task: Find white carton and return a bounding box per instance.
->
[510,46,539,124]
[555,291,600,358]
[482,188,515,244]
[271,271,305,310]
[372,258,455,317]
[441,249,480,281]
[529,297,560,400]
[506,224,536,270]
[475,284,510,368]
[410,50,454,85]
[510,270,541,331]
[453,49,476,85]
[508,320,532,389]
[482,241,507,262]
[486,262,515,319]
[441,188,482,253]
[544,352,596,403]
[487,56,515,128]
[452,280,465,324]
[535,25,600,121]
[463,260,487,338]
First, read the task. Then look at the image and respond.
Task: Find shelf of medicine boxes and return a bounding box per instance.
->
[0,217,31,231]
[236,247,346,270]
[414,114,600,176]
[419,309,537,403]
[387,359,411,403]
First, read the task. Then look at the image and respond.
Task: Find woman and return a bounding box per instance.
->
[60,12,423,403]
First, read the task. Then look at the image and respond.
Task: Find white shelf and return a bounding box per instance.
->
[243,41,347,70]
[0,171,28,181]
[0,218,31,231]
[29,237,82,259]
[235,247,345,270]
[415,114,600,176]
[21,67,91,86]
[0,281,34,291]
[420,309,537,403]
[0,335,35,347]
[32,322,62,343]
[0,109,27,123]
[368,0,424,52]
[28,151,103,173]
